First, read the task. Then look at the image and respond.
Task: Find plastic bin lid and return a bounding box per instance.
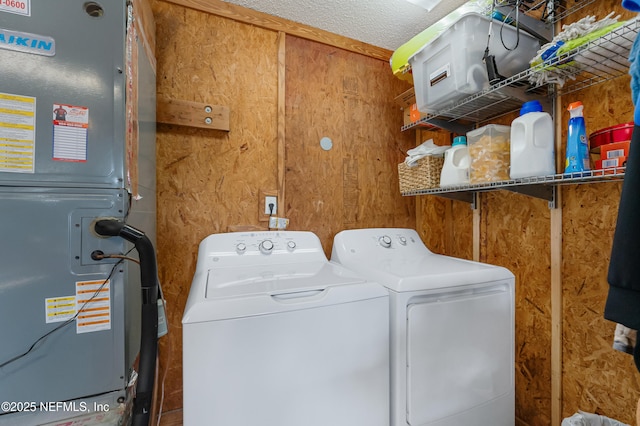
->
[520,100,543,115]
[389,0,492,82]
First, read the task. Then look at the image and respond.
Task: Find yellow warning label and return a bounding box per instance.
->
[45,296,76,324]
[0,91,35,173]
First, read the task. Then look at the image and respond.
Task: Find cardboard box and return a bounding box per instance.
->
[595,156,627,169]
[403,103,429,127]
[600,140,631,159]
[394,87,416,108]
[396,88,432,127]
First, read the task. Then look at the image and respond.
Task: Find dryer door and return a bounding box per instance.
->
[406,282,514,425]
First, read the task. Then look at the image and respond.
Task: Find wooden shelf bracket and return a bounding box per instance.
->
[157,97,230,131]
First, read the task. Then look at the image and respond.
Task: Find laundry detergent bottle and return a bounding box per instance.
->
[509,100,555,178]
[564,101,590,173]
[440,136,471,187]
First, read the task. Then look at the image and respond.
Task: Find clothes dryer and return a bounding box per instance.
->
[183,231,390,426]
[331,228,515,426]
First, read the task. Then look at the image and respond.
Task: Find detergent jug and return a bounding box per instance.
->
[510,100,555,179]
[440,136,471,187]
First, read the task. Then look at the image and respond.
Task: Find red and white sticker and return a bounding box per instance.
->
[52,103,89,162]
[0,0,30,16]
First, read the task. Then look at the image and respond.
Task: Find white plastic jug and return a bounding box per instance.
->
[509,100,555,179]
[440,136,471,187]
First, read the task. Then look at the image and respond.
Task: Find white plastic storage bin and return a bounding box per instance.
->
[409,12,540,115]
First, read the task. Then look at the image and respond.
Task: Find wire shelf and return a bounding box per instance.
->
[501,0,598,24]
[401,167,626,199]
[551,19,639,95]
[402,18,638,132]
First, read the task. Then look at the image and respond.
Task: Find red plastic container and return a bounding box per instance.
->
[589,122,634,153]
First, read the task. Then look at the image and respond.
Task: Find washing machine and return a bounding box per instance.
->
[182,231,390,426]
[331,228,515,426]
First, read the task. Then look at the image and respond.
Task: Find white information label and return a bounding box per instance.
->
[76,279,111,334]
[0,92,35,173]
[0,0,31,16]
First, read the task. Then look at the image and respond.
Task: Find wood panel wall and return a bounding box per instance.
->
[153,0,281,412]
[151,0,415,415]
[284,36,416,255]
[151,0,640,423]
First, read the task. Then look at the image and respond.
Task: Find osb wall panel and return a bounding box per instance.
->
[152,0,280,411]
[413,128,473,260]
[481,190,553,426]
[563,0,636,26]
[557,2,639,422]
[284,35,416,255]
[559,63,638,426]
[462,108,553,425]
[561,182,640,423]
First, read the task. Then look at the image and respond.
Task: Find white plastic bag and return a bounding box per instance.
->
[561,410,629,426]
[404,139,450,167]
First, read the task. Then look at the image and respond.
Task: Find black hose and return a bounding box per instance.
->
[94,219,158,426]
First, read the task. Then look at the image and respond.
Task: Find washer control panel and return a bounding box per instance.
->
[375,232,418,249]
[200,231,326,268]
[331,229,429,264]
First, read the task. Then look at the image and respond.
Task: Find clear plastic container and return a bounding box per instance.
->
[467,124,511,183]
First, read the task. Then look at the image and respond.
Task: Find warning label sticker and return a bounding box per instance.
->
[45,296,76,324]
[0,92,35,173]
[75,279,111,334]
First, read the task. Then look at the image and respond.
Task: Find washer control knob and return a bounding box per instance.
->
[398,236,407,245]
[379,235,392,248]
[287,241,297,251]
[259,239,274,254]
[236,243,247,254]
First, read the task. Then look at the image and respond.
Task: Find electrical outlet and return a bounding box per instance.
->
[265,196,277,215]
[258,189,278,222]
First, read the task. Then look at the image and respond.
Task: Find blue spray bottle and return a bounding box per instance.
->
[564,101,590,173]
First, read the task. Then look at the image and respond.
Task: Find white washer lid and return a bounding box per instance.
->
[369,253,513,292]
[331,228,514,292]
[183,261,387,323]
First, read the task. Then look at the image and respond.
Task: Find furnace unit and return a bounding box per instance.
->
[0,1,156,424]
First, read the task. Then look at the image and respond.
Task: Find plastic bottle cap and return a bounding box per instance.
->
[452,136,467,146]
[568,101,583,110]
[520,100,543,115]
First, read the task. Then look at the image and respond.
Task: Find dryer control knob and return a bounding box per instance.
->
[398,236,407,245]
[259,239,274,254]
[379,235,392,248]
[287,241,297,251]
[236,243,247,254]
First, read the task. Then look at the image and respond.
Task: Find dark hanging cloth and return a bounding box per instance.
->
[605,9,640,370]
[605,124,640,337]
